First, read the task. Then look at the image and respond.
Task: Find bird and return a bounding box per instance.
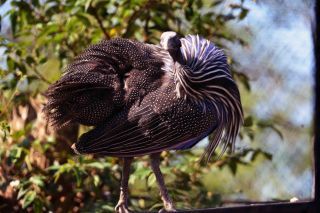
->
[43,31,243,212]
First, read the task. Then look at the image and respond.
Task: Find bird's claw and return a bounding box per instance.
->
[115,202,131,213]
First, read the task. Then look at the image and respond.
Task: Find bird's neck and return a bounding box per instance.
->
[173,62,206,105]
[168,48,199,102]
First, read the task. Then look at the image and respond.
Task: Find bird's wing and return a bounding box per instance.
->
[44,38,165,127]
[73,104,200,157]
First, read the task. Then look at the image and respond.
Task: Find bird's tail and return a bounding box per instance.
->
[43,64,123,128]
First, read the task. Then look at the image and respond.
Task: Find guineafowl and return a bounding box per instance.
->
[43,31,243,212]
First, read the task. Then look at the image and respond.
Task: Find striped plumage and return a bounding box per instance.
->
[43,32,243,212]
[178,35,243,159]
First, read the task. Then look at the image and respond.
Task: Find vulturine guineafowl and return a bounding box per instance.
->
[43,31,243,212]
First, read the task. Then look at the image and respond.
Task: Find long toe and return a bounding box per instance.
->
[115,202,131,213]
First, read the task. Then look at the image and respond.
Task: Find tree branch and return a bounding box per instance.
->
[33,66,52,84]
[143,12,150,42]
[64,40,78,56]
[92,12,111,40]
[124,0,154,38]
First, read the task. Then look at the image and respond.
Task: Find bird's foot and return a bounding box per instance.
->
[115,202,131,213]
[159,206,177,213]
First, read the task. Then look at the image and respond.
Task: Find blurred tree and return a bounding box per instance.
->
[0,0,275,212]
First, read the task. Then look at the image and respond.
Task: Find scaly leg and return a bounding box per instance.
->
[150,153,176,212]
[115,157,133,213]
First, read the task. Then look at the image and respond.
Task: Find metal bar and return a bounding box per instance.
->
[180,201,314,213]
[313,0,320,212]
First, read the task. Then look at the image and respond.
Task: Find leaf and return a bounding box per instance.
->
[228,159,237,175]
[17,75,28,92]
[134,168,151,179]
[196,0,203,8]
[76,13,93,26]
[30,176,44,187]
[257,120,284,140]
[262,151,273,161]
[53,171,61,183]
[185,7,194,21]
[237,72,251,91]
[251,149,273,162]
[152,15,169,31]
[211,0,223,7]
[11,128,26,140]
[269,126,284,140]
[16,63,26,73]
[239,8,249,20]
[47,164,60,171]
[229,3,241,9]
[22,191,36,209]
[243,116,253,127]
[33,198,43,213]
[39,57,47,64]
[6,57,14,71]
[93,175,100,187]
[101,204,115,211]
[11,1,31,11]
[17,188,28,199]
[38,24,59,37]
[26,56,35,65]
[0,121,10,141]
[44,1,59,14]
[147,173,156,187]
[31,0,40,7]
[84,0,92,11]
[86,161,111,169]
[73,167,82,187]
[9,147,22,160]
[248,131,254,141]
[52,33,66,42]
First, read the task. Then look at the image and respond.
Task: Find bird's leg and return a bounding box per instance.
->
[115,157,133,213]
[150,153,176,212]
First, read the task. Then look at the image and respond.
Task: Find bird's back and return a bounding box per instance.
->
[74,79,218,157]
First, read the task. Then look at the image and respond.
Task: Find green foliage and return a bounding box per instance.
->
[0,0,275,212]
[241,115,284,141]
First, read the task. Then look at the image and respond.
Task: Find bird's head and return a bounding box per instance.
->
[160,31,181,51]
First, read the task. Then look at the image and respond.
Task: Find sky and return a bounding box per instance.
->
[227,0,315,200]
[239,0,314,126]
